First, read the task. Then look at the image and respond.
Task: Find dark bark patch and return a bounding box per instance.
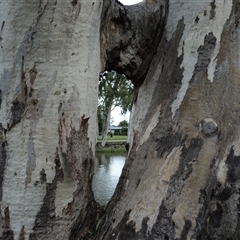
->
[208,203,223,233]
[136,178,141,188]
[105,210,138,240]
[226,147,240,183]
[180,219,192,240]
[156,132,182,158]
[232,194,240,239]
[233,1,240,31]
[102,210,150,240]
[199,189,207,204]
[0,89,2,109]
[138,217,149,240]
[210,0,216,19]
[150,138,203,239]
[69,200,103,240]
[40,168,47,184]
[65,116,91,181]
[9,99,26,130]
[71,0,78,6]
[195,16,200,23]
[215,187,232,201]
[18,226,25,240]
[150,202,175,240]
[112,7,131,30]
[0,124,7,201]
[179,138,203,174]
[2,207,14,240]
[193,32,216,75]
[32,153,64,235]
[29,63,37,97]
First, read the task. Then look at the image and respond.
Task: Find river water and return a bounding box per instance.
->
[92,152,126,206]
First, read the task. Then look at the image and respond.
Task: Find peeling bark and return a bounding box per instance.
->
[98,0,240,239]
[0,0,101,239]
[1,0,240,239]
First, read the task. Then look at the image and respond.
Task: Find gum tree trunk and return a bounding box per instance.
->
[101,105,111,147]
[1,0,240,240]
[0,1,102,239]
[100,0,240,239]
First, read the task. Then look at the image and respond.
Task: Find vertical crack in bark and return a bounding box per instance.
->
[0,126,8,240]
[0,124,7,201]
[18,226,25,240]
[0,20,5,48]
[1,207,14,240]
[210,0,216,19]
[226,147,240,183]
[8,56,27,130]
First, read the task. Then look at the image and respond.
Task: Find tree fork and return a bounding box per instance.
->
[1,0,240,239]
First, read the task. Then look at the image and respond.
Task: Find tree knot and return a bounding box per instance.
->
[200,118,218,137]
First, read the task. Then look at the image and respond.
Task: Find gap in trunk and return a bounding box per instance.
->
[118,0,144,6]
[92,70,134,205]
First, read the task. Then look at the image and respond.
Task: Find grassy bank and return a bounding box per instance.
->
[97,135,128,141]
[96,146,126,153]
[96,135,128,153]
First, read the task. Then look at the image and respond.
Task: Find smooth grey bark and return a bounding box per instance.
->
[0,1,102,239]
[101,105,111,147]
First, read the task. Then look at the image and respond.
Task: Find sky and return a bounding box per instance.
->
[111,106,130,126]
[119,0,143,5]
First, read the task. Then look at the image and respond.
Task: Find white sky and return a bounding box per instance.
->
[118,0,143,5]
[111,106,130,126]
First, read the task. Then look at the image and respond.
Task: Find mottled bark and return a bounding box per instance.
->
[98,0,240,239]
[1,0,240,239]
[0,0,101,239]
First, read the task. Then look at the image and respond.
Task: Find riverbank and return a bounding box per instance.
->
[96,141,127,153]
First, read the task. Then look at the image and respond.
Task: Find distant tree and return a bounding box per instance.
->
[118,120,128,128]
[98,71,133,146]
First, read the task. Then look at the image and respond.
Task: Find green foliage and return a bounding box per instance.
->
[118,120,128,127]
[98,71,133,141]
[98,71,133,113]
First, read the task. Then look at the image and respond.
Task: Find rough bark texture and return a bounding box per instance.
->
[1,0,240,239]
[98,0,240,239]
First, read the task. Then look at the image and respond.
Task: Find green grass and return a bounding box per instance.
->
[97,135,128,141]
[96,147,127,153]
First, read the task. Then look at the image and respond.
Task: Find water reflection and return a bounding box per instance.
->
[92,152,126,206]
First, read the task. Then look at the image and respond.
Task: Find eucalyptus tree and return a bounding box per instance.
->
[1,0,240,239]
[98,71,133,146]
